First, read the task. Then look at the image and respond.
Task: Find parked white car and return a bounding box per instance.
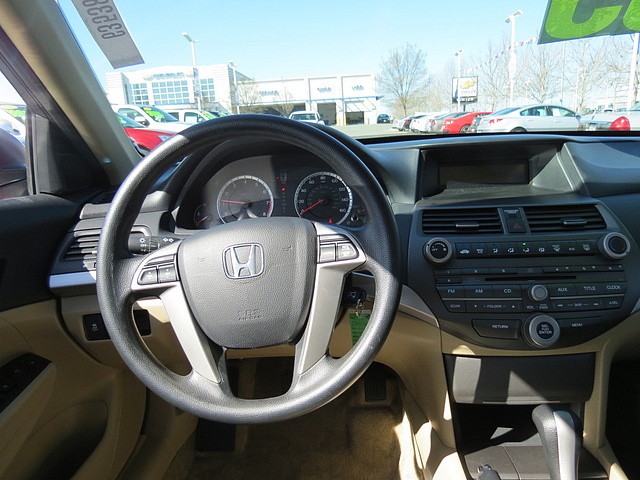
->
[477,105,579,133]
[289,111,325,125]
[578,103,640,131]
[409,112,449,133]
[165,109,223,124]
[111,105,192,133]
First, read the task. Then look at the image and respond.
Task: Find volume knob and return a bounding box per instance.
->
[528,284,548,302]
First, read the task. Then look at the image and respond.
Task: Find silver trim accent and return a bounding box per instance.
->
[526,314,560,348]
[555,410,579,480]
[49,271,97,291]
[293,223,365,376]
[159,285,221,383]
[351,272,438,327]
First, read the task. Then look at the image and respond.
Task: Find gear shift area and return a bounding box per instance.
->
[532,405,583,480]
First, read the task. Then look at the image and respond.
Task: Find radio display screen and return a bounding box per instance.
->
[438,160,530,188]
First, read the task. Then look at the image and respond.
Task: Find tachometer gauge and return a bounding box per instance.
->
[294,172,353,224]
[216,175,274,223]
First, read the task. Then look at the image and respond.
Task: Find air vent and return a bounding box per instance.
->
[63,229,101,268]
[422,208,502,234]
[523,205,606,233]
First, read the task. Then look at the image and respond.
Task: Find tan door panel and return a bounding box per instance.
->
[0,300,146,480]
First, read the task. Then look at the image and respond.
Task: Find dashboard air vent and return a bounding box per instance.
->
[523,205,606,232]
[63,229,101,267]
[422,208,502,234]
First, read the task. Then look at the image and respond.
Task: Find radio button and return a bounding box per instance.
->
[575,283,602,296]
[602,282,627,294]
[462,268,490,275]
[466,301,521,313]
[491,267,517,275]
[558,317,600,331]
[434,268,461,275]
[548,284,577,297]
[604,298,623,309]
[436,277,462,284]
[444,301,465,312]
[464,286,493,298]
[437,286,465,298]
[518,266,543,275]
[473,319,521,339]
[493,285,521,298]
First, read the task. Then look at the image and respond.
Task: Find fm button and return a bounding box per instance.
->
[424,238,453,264]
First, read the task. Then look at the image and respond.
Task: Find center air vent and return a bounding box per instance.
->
[523,204,606,233]
[422,208,502,234]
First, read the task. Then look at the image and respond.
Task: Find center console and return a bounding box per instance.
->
[408,203,639,350]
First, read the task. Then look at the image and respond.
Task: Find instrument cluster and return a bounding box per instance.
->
[179,153,367,229]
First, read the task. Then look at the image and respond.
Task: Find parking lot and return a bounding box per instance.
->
[331,123,414,138]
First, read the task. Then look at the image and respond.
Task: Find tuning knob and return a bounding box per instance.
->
[599,233,630,260]
[523,314,560,348]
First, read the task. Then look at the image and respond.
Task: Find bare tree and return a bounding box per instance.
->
[235,81,262,113]
[565,38,611,112]
[271,83,296,117]
[423,59,455,111]
[378,44,431,116]
[474,39,510,111]
[518,43,563,103]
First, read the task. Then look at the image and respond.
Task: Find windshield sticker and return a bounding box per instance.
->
[145,110,164,120]
[540,0,640,44]
[71,0,144,68]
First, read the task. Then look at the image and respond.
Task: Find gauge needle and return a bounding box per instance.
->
[299,199,325,215]
[219,200,247,205]
[195,215,210,225]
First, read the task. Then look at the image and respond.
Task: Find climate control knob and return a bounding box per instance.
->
[523,314,560,348]
[599,232,630,260]
[424,237,453,264]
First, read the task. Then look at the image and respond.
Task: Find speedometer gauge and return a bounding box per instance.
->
[294,172,353,224]
[216,175,274,223]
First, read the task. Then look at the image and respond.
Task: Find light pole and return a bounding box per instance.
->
[455,49,463,112]
[181,32,201,110]
[228,60,239,114]
[505,9,523,107]
[627,33,640,110]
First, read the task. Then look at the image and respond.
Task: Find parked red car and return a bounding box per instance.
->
[442,111,492,134]
[116,113,174,155]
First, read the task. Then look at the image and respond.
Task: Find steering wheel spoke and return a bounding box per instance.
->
[292,223,366,379]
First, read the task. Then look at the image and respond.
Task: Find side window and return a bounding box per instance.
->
[185,112,199,123]
[0,71,28,199]
[551,107,575,117]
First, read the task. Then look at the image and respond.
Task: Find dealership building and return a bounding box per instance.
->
[106,65,380,125]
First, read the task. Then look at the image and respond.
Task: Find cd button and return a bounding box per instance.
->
[493,285,521,298]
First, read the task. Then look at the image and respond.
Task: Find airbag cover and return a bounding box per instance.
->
[177,217,316,348]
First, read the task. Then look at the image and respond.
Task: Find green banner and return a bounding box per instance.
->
[539,0,640,44]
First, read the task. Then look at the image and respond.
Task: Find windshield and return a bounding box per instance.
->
[140,106,179,123]
[290,113,317,121]
[44,1,640,137]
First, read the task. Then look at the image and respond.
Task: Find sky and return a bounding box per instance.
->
[54,0,550,88]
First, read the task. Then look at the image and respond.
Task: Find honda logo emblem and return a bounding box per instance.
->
[223,243,264,279]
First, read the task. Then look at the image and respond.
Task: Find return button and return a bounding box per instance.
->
[472,319,521,339]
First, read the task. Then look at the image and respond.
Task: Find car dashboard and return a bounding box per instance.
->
[47,130,640,480]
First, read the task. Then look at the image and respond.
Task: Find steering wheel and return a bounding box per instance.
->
[96,114,401,424]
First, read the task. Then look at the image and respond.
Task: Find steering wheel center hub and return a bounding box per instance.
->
[177,217,317,348]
